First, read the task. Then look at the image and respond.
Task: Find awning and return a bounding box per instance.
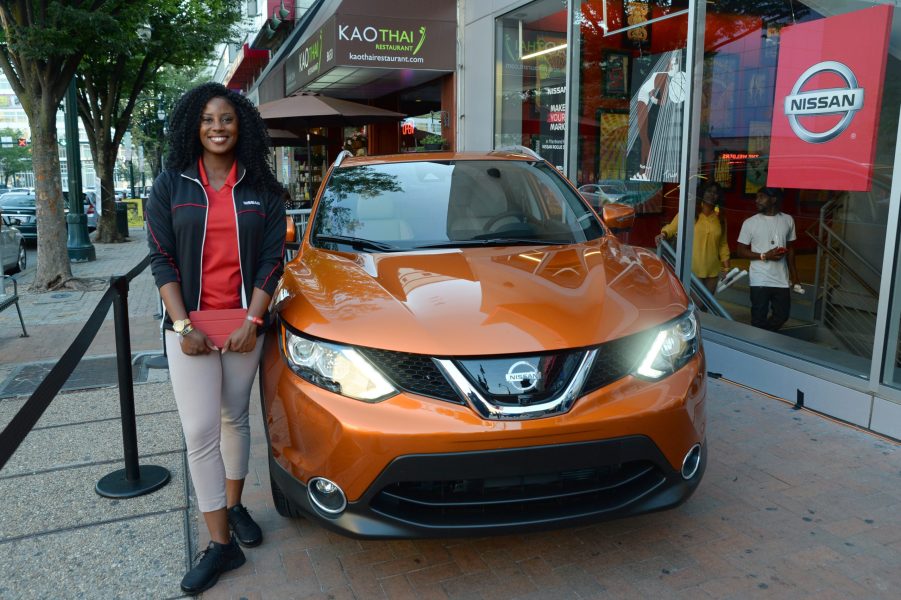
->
[224,44,270,91]
[258,93,405,131]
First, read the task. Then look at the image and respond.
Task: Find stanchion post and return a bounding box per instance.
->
[96,274,170,498]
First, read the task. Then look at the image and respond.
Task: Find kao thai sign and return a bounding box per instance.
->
[286,12,455,95]
[767,5,892,191]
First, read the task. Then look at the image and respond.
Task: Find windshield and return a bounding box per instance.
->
[0,194,36,208]
[310,160,604,251]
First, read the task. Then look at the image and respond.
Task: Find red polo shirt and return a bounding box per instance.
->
[198,159,242,310]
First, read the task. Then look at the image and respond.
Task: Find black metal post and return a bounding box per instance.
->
[96,274,170,498]
[64,78,95,262]
[129,161,136,199]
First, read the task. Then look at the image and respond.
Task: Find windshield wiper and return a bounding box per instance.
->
[414,238,571,249]
[314,234,400,252]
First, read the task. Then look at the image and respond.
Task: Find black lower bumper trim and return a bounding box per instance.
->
[268,436,706,539]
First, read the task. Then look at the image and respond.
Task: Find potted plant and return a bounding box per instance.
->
[421,134,446,151]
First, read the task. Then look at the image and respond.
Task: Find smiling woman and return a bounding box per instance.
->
[145,82,286,595]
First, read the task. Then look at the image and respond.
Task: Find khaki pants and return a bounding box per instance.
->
[165,331,263,512]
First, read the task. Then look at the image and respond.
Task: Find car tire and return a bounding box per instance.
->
[271,474,304,519]
[11,242,26,274]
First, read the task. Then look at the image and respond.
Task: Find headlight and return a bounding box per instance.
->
[635,308,699,380]
[281,328,397,402]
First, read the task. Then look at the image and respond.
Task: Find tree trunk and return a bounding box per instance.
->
[94,143,124,243]
[31,103,73,290]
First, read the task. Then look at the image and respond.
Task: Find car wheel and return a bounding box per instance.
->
[12,242,26,274]
[271,474,304,519]
[17,243,26,271]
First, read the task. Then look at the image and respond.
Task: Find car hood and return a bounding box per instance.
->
[276,238,688,356]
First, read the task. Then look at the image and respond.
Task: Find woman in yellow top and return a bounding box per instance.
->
[655,182,730,295]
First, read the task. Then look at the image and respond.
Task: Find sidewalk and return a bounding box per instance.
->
[0,230,900,599]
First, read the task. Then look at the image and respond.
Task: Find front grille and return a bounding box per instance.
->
[357,347,462,404]
[370,460,665,527]
[582,330,655,393]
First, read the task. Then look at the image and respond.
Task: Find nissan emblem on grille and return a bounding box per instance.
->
[505,361,542,392]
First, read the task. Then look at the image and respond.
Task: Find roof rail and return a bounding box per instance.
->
[493,145,543,161]
[332,149,353,169]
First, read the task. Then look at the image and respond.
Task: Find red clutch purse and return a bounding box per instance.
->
[188,309,247,348]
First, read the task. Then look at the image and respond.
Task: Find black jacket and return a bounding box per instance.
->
[146,162,285,328]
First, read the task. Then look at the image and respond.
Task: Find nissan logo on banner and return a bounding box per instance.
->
[783,61,864,144]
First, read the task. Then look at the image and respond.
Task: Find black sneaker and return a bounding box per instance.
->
[180,536,245,595]
[227,503,263,547]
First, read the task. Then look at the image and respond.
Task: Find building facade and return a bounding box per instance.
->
[0,71,96,190]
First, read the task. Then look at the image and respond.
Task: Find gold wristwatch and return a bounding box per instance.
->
[173,318,193,337]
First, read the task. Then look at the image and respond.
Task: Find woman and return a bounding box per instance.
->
[146,83,286,595]
[656,182,730,294]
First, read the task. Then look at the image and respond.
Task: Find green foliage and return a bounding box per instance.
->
[0,128,32,184]
[421,134,446,145]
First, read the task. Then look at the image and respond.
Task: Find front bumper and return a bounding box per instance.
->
[261,333,707,538]
[269,435,706,539]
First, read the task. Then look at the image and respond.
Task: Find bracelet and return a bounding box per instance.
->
[246,314,264,326]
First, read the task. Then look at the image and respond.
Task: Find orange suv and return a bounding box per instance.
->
[261,148,706,538]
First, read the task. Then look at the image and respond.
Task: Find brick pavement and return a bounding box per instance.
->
[0,229,163,376]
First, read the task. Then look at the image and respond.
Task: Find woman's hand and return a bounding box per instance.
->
[222,320,258,354]
[179,329,217,355]
[655,232,667,245]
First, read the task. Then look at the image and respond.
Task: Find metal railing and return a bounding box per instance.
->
[656,239,734,320]
[806,196,880,358]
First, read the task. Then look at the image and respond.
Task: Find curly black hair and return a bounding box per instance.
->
[164,82,284,197]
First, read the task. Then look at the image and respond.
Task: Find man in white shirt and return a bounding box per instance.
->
[736,187,800,331]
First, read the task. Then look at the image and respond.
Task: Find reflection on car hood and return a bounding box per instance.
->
[277,238,688,355]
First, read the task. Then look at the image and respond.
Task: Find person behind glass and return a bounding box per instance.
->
[146,83,286,595]
[350,133,368,156]
[736,187,800,331]
[655,182,730,295]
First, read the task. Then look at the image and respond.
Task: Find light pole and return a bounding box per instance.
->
[65,79,95,262]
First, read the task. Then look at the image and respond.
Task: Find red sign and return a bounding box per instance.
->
[767,5,892,192]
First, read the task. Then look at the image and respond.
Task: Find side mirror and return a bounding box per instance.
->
[602,203,635,232]
[285,215,297,243]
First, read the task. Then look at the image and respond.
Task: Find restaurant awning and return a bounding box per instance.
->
[224,44,270,91]
[258,93,405,132]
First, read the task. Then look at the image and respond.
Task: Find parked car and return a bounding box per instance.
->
[577,179,636,208]
[62,190,99,231]
[0,193,36,242]
[260,149,707,538]
[0,212,26,274]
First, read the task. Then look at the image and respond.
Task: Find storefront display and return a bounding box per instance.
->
[479,0,901,437]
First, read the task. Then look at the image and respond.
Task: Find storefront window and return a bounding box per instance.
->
[692,2,897,381]
[574,1,688,242]
[495,0,569,170]
[570,2,899,382]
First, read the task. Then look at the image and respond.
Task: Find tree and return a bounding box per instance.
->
[130,65,206,183]
[76,0,242,243]
[0,1,118,290]
[0,127,32,185]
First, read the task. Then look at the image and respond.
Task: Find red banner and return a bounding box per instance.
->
[767,5,893,191]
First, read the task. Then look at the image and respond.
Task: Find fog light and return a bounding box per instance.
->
[308,477,347,515]
[681,444,701,480]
